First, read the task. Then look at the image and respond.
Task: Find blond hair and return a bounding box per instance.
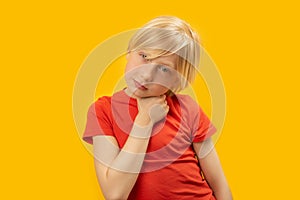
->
[128,16,200,91]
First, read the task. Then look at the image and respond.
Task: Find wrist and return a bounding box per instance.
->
[135,113,152,127]
[130,123,153,139]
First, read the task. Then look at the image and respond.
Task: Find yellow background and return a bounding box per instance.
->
[1,0,299,199]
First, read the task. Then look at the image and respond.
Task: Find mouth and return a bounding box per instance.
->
[134,80,148,91]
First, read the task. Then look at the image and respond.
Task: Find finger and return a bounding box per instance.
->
[164,106,169,114]
[163,101,167,107]
[162,104,169,110]
[159,95,166,100]
[160,96,168,104]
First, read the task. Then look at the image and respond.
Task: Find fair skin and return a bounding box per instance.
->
[93,50,232,200]
[193,139,233,200]
[124,50,180,98]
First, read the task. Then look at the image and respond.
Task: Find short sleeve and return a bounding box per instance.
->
[82,97,114,144]
[191,107,217,143]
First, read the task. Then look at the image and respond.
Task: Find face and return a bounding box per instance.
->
[125,50,180,98]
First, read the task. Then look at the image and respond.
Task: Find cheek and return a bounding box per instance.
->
[154,74,180,89]
[151,85,169,93]
[125,63,141,81]
[125,62,132,73]
[125,60,140,73]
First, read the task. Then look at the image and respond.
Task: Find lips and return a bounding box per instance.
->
[134,80,148,90]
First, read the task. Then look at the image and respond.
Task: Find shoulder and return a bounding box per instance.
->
[93,90,125,108]
[94,95,111,106]
[90,90,129,114]
[90,96,112,114]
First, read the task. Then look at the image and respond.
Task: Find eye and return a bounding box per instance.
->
[139,53,148,60]
[158,65,169,73]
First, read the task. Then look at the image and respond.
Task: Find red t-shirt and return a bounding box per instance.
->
[83,90,217,200]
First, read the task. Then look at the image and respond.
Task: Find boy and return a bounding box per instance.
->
[83,16,232,200]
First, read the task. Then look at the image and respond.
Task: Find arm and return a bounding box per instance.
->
[193,139,233,200]
[93,95,168,200]
[93,116,151,200]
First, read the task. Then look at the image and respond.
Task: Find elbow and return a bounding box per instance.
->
[214,187,233,200]
[104,194,128,200]
[103,191,129,200]
[101,179,130,200]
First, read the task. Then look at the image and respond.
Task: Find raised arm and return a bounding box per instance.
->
[193,139,233,200]
[93,95,168,200]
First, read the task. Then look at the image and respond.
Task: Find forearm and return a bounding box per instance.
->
[108,122,152,172]
[103,137,150,199]
[206,166,232,200]
[95,115,153,199]
[200,149,232,200]
[210,180,232,200]
[193,140,232,200]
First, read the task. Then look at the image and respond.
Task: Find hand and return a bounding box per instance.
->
[136,95,169,125]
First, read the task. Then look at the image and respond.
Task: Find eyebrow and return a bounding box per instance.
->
[139,50,176,68]
[159,62,175,69]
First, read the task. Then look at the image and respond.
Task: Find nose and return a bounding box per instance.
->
[140,65,155,82]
